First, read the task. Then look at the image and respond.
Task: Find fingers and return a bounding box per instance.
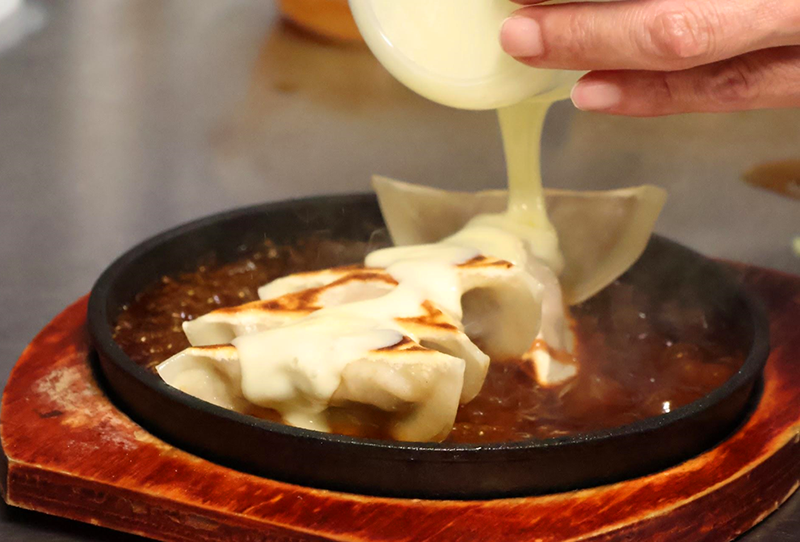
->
[501,0,800,71]
[569,46,800,116]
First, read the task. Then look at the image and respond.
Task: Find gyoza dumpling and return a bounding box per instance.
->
[365,204,576,386]
[186,259,545,400]
[372,176,667,305]
[157,317,466,442]
[156,345,245,411]
[257,266,360,300]
[371,176,665,386]
[184,268,396,346]
[364,251,546,361]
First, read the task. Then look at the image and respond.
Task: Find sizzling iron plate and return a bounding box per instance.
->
[87,194,768,499]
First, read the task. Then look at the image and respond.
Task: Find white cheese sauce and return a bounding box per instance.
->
[234,315,405,430]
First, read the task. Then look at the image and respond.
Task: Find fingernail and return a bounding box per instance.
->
[500,16,544,58]
[571,81,623,111]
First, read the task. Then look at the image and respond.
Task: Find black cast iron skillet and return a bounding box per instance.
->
[88,194,769,499]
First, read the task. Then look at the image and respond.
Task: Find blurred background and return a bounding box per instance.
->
[0,0,797,539]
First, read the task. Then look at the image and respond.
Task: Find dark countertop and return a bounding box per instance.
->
[0,1,797,540]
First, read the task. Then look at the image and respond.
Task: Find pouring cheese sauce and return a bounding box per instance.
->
[349,0,578,370]
[349,0,575,300]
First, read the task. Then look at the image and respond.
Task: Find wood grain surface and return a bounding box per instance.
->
[1,265,798,542]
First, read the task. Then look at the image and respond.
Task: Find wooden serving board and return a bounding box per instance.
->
[1,264,799,542]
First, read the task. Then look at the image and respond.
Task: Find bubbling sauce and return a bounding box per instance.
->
[114,238,747,444]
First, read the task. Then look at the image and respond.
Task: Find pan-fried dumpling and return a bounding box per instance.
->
[257,266,360,300]
[157,316,466,442]
[156,345,245,411]
[184,268,396,346]
[184,261,548,401]
[363,207,575,385]
[367,225,572,353]
[363,251,545,360]
[372,176,667,305]
[368,175,664,387]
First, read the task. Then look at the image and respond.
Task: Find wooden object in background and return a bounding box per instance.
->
[278,0,363,43]
[1,264,799,542]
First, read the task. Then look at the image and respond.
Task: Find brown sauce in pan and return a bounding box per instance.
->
[114,238,747,444]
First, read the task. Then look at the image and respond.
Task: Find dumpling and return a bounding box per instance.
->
[372,175,667,305]
[156,345,245,411]
[185,258,547,401]
[184,267,396,346]
[364,204,576,386]
[363,250,546,361]
[256,266,361,300]
[157,316,466,442]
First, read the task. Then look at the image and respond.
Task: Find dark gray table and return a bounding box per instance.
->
[0,1,797,540]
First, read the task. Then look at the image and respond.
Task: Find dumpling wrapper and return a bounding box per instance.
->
[156,331,466,442]
[372,176,667,305]
[156,345,246,411]
[257,266,362,300]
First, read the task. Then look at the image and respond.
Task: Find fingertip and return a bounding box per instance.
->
[570,78,623,112]
[500,16,544,58]
[571,71,676,117]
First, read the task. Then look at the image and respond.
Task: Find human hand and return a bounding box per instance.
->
[500,0,800,116]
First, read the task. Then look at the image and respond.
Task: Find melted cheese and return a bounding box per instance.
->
[366,243,478,319]
[234,315,405,430]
